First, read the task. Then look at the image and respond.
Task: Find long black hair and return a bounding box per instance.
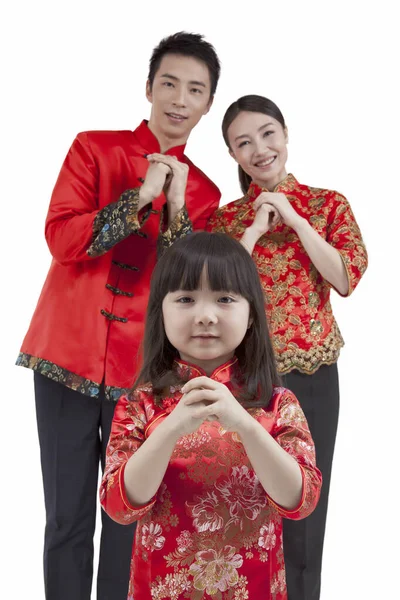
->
[134,232,280,408]
[222,95,287,194]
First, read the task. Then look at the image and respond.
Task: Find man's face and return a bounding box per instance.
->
[146,53,213,144]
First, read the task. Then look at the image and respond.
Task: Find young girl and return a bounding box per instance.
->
[100,231,322,600]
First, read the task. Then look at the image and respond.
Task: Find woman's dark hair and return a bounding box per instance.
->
[148,32,221,98]
[222,95,286,195]
[134,232,280,408]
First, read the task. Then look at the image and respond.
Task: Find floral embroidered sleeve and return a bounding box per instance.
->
[157,204,193,256]
[45,132,150,264]
[87,188,151,258]
[327,192,368,297]
[268,389,322,520]
[100,392,156,525]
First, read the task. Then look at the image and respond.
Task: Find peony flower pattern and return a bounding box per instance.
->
[187,490,225,533]
[276,399,306,427]
[215,465,267,526]
[258,522,277,551]
[189,545,243,595]
[141,522,165,551]
[100,366,322,599]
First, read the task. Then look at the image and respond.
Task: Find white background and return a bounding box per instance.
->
[2,1,399,598]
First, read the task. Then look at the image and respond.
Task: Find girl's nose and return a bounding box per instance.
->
[194,305,218,325]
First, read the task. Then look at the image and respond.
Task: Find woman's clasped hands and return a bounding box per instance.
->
[250,191,304,235]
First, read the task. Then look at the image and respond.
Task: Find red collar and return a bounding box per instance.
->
[173,356,240,385]
[132,119,186,159]
[247,173,299,198]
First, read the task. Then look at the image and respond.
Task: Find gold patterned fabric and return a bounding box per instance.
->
[87,187,151,257]
[157,204,193,257]
[100,357,322,599]
[207,174,368,374]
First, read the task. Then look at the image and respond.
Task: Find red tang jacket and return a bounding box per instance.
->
[17,120,220,400]
[100,357,322,600]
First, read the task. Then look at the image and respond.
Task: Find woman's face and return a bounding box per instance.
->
[227,111,288,191]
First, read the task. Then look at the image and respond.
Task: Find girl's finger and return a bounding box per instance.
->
[193,404,219,420]
[182,377,216,394]
[184,389,218,406]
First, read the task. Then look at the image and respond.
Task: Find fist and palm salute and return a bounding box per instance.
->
[139,154,189,224]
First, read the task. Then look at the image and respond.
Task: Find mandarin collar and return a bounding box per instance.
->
[132,119,186,159]
[173,356,240,385]
[247,173,299,198]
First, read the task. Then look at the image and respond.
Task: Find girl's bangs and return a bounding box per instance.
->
[158,235,252,299]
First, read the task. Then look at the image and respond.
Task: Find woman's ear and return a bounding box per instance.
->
[229,148,237,161]
[247,317,254,330]
[284,126,289,144]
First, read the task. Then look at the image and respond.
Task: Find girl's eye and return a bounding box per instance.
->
[177,296,193,303]
[263,130,274,137]
[238,140,250,148]
[218,296,235,304]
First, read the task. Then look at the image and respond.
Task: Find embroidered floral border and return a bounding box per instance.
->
[16,352,129,401]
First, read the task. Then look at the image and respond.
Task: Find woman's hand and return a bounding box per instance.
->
[250,201,282,237]
[180,377,252,433]
[241,197,282,253]
[254,191,304,231]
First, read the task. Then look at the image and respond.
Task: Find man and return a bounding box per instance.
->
[17,32,221,600]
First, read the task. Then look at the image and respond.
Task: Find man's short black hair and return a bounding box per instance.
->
[148,31,221,97]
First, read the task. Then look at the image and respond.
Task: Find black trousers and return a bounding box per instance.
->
[34,373,135,600]
[281,363,340,600]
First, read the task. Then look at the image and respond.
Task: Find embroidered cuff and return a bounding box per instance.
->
[157,204,192,256]
[87,188,151,258]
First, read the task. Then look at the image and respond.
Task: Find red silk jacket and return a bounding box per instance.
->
[207,174,368,374]
[100,357,322,600]
[17,121,220,400]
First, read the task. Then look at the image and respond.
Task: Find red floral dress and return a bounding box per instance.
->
[100,358,322,600]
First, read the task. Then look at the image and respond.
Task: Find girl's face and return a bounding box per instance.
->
[162,270,251,375]
[227,111,288,191]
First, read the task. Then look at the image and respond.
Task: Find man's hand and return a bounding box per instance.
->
[138,160,172,210]
[147,153,189,211]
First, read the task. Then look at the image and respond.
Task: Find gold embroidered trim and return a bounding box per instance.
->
[275,325,343,375]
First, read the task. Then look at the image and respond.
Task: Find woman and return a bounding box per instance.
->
[207,95,368,600]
